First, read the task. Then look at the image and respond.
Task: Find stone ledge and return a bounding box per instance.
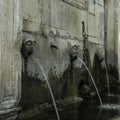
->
[24,24,83,42]
[59,0,87,10]
[18,96,82,119]
[0,107,21,115]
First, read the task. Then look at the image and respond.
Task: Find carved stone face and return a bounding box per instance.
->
[95,47,106,68]
[96,48,105,63]
[21,32,36,59]
[69,45,79,61]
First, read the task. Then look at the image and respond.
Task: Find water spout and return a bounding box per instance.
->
[78,57,103,106]
[50,44,58,49]
[35,59,60,120]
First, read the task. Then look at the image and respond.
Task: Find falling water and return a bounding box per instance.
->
[78,57,103,106]
[104,62,110,95]
[35,59,60,120]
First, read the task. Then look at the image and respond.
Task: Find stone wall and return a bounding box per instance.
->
[21,0,105,107]
[22,0,105,72]
[0,0,119,117]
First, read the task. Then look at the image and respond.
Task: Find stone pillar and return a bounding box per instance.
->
[106,0,120,81]
[106,0,116,66]
[117,0,120,81]
[0,0,22,114]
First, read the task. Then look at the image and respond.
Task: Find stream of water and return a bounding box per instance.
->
[78,57,103,106]
[36,59,60,120]
[35,56,113,119]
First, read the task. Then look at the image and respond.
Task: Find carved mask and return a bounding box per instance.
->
[69,45,79,61]
[21,32,36,59]
[96,48,105,63]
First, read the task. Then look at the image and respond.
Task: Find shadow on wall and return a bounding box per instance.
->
[107,49,118,81]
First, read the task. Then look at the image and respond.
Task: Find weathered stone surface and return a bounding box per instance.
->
[22,0,41,32]
[115,0,120,81]
[106,0,119,80]
[41,0,87,40]
[21,0,106,108]
[0,0,22,111]
[88,0,104,44]
[0,0,120,117]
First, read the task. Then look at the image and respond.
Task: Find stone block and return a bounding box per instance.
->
[22,0,41,31]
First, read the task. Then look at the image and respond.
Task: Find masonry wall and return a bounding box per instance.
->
[21,0,105,106]
[22,0,105,74]
[0,0,119,116]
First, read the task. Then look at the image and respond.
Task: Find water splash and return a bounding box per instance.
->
[35,59,60,120]
[100,104,120,110]
[78,57,103,106]
[104,62,110,95]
